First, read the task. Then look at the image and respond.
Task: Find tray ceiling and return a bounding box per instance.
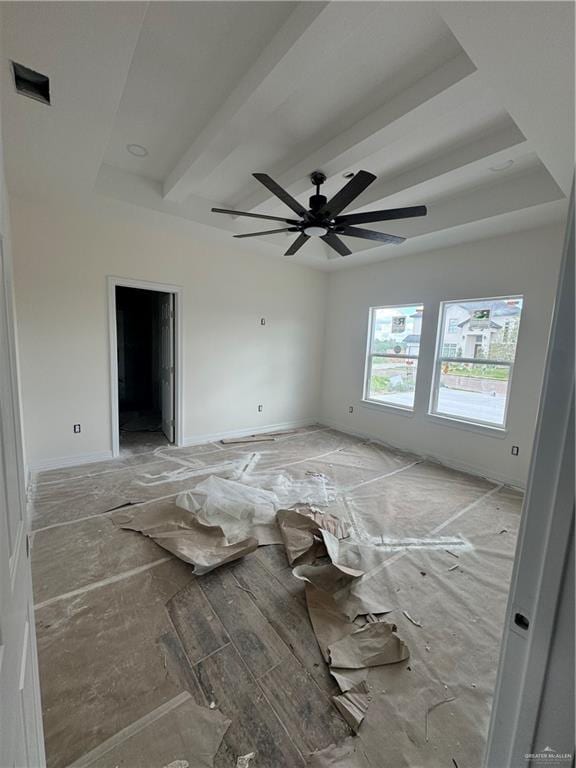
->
[2,1,572,270]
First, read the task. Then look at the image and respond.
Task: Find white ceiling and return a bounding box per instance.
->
[1,1,573,271]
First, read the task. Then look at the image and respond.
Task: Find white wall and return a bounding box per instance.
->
[11,196,327,468]
[10,190,565,485]
[320,224,565,487]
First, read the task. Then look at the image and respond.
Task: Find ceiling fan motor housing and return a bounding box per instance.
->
[308,193,327,213]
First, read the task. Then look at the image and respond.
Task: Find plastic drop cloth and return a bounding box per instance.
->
[114,470,336,573]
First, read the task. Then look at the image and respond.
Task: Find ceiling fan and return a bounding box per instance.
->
[211,170,427,257]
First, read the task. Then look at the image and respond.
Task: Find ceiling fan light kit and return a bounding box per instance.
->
[212,170,427,258]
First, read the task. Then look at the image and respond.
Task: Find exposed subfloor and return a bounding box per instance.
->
[29,426,523,768]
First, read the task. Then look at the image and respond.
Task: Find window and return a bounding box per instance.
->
[430,296,524,428]
[447,318,459,334]
[364,304,423,410]
[442,343,458,357]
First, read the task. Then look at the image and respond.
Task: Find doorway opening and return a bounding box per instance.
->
[108,278,181,457]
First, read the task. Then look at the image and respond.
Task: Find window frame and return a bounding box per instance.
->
[429,295,524,430]
[363,303,423,412]
[441,343,458,357]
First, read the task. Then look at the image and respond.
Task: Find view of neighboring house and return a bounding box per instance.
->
[442,299,523,360]
[373,302,522,360]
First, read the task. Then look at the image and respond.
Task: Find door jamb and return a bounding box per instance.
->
[483,185,574,764]
[107,276,183,458]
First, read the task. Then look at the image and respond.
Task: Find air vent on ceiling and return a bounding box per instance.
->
[11,61,50,105]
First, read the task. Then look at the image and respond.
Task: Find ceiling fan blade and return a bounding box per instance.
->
[253,173,308,217]
[284,233,310,256]
[336,205,427,226]
[321,232,352,257]
[234,227,299,239]
[317,170,376,219]
[211,207,297,224]
[336,226,405,245]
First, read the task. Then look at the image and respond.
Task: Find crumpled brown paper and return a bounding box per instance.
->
[332,681,371,733]
[328,621,409,669]
[277,507,350,566]
[115,499,258,575]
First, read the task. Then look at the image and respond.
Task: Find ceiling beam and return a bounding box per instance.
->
[341,122,528,213]
[234,52,479,213]
[341,166,565,251]
[162,2,331,202]
[438,2,574,198]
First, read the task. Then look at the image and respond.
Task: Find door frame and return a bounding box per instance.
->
[107,276,183,457]
[484,186,574,764]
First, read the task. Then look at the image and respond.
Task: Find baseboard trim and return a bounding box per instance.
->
[28,450,114,474]
[322,417,525,491]
[182,418,318,447]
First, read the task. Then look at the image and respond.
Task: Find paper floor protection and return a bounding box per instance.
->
[37,428,522,767]
[114,498,259,575]
[68,694,230,768]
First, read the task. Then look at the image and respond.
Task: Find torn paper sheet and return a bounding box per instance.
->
[295,561,395,621]
[281,509,396,619]
[332,680,371,733]
[115,499,258,575]
[277,508,349,565]
[305,580,403,666]
[328,621,410,669]
[305,738,373,768]
[330,667,369,694]
[304,584,357,662]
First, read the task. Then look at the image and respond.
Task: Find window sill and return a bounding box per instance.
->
[361,399,415,417]
[426,412,508,438]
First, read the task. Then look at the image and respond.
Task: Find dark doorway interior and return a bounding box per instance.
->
[116,286,170,451]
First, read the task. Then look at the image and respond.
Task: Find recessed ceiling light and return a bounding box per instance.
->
[126,143,148,157]
[343,171,355,179]
[489,159,514,172]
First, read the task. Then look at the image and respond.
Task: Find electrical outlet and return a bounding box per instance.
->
[257,405,263,413]
[511,445,519,456]
[348,406,354,414]
[260,317,266,326]
[73,424,81,434]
